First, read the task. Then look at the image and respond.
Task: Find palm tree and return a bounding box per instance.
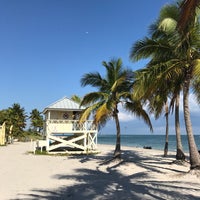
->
[0,109,8,125]
[130,2,200,169]
[29,109,43,133]
[71,95,82,104]
[134,68,172,157]
[174,93,185,160]
[132,37,186,160]
[80,58,152,159]
[176,1,200,169]
[8,103,27,137]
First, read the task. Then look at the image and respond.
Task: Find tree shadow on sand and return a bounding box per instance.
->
[19,150,200,200]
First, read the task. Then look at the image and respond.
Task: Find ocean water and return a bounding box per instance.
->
[97,134,200,152]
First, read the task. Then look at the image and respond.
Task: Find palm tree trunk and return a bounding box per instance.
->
[164,102,169,157]
[114,107,121,159]
[175,94,185,160]
[183,76,200,169]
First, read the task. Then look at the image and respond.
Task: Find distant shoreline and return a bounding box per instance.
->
[98,134,200,152]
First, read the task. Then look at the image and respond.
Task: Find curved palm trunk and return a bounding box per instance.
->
[113,106,121,159]
[175,94,185,160]
[164,102,169,157]
[178,0,200,32]
[183,76,200,169]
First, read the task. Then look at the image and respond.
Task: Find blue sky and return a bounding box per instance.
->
[1,0,199,135]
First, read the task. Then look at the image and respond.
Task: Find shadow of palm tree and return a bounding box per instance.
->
[72,149,188,174]
[19,149,200,200]
[21,167,200,200]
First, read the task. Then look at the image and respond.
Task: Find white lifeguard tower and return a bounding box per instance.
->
[37,97,98,154]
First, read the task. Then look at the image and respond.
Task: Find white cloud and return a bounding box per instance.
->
[117,92,200,122]
[118,111,136,122]
[102,92,200,135]
[118,104,136,122]
[179,93,200,113]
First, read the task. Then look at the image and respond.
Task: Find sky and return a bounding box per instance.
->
[1,0,200,135]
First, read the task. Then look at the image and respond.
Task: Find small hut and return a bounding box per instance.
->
[37,97,98,154]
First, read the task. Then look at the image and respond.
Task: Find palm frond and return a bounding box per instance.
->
[79,107,94,122]
[111,76,126,93]
[79,101,103,122]
[159,4,179,21]
[94,103,111,125]
[193,59,200,77]
[71,95,82,104]
[80,92,108,107]
[159,18,177,33]
[130,37,173,62]
[81,72,106,89]
[192,76,200,104]
[124,101,153,132]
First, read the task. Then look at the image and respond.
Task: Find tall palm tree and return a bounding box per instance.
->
[80,58,152,159]
[130,2,200,169]
[174,93,185,160]
[133,63,185,159]
[134,67,172,157]
[176,1,200,169]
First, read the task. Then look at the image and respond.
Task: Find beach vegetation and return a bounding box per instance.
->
[80,58,152,159]
[0,105,44,143]
[71,95,82,104]
[33,149,49,155]
[29,108,44,133]
[132,3,186,160]
[130,1,200,170]
[19,130,43,141]
[32,149,98,156]
[6,103,27,138]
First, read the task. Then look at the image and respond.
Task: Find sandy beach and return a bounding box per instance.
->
[0,142,200,200]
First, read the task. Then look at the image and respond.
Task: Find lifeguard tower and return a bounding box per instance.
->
[37,97,98,154]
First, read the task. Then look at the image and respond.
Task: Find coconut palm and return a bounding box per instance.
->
[130,2,200,169]
[132,41,188,161]
[174,93,185,160]
[29,109,43,133]
[175,1,200,169]
[80,58,152,159]
[134,66,172,157]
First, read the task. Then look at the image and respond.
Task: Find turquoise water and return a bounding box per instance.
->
[98,134,200,152]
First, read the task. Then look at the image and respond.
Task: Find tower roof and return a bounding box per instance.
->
[43,96,84,113]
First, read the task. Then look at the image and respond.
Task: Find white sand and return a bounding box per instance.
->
[0,142,200,200]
